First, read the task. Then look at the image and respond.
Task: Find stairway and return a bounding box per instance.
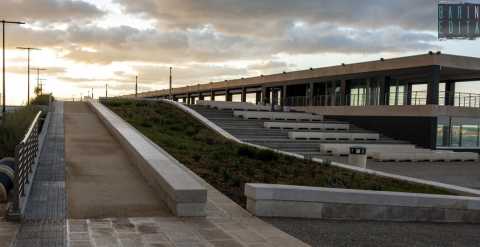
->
[189,105,409,158]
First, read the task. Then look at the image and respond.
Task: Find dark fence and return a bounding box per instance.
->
[284,91,480,108]
[9,111,42,219]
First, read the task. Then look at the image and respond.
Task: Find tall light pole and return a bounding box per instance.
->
[17,47,40,105]
[135,76,138,97]
[169,67,173,100]
[2,20,25,113]
[105,83,108,98]
[31,67,47,95]
[91,88,94,99]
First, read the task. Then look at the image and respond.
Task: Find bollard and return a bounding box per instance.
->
[348,146,367,168]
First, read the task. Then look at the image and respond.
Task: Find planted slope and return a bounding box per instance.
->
[106,100,454,207]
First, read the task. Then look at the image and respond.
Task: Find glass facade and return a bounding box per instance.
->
[437,117,480,148]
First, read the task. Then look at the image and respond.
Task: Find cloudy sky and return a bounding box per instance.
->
[1,0,479,105]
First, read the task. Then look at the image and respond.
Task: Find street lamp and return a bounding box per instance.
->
[17,47,40,105]
[169,67,173,100]
[2,20,25,113]
[30,68,47,96]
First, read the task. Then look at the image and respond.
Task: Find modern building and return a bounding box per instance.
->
[130,52,480,151]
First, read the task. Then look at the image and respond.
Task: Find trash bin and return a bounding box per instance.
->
[348,146,367,168]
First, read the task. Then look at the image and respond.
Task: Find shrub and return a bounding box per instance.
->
[30,94,54,106]
[237,145,256,158]
[0,107,39,157]
[256,149,278,161]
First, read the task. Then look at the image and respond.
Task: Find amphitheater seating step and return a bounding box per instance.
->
[234,111,324,121]
[289,132,380,141]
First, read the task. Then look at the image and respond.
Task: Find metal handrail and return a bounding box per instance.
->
[9,111,42,219]
[283,91,480,108]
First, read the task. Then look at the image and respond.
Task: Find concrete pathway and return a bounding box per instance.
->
[14,102,67,247]
[64,102,171,219]
[266,218,480,247]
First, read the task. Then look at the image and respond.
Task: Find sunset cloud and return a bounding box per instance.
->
[0,0,460,105]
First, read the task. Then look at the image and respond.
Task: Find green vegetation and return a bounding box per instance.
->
[30,94,54,106]
[0,107,40,158]
[105,99,455,207]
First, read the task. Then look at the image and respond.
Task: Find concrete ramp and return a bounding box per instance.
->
[64,102,171,219]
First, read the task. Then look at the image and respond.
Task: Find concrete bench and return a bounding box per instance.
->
[319,143,418,156]
[289,132,379,141]
[245,183,480,223]
[234,111,324,121]
[264,122,349,131]
[197,100,271,111]
[88,100,207,216]
[372,151,478,162]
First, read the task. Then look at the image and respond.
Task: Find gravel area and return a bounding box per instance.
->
[264,218,480,247]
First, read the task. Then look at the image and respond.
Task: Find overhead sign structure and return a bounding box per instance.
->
[438,1,480,39]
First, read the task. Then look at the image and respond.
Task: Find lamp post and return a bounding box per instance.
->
[17,47,40,105]
[30,67,47,95]
[169,67,173,100]
[135,76,138,97]
[2,20,25,113]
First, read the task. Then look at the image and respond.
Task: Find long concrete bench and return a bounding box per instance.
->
[372,151,479,162]
[289,132,379,141]
[234,111,324,121]
[319,143,418,156]
[264,122,349,131]
[197,100,272,111]
[245,183,480,223]
[88,100,207,216]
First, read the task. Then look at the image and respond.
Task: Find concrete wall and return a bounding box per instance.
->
[245,184,480,223]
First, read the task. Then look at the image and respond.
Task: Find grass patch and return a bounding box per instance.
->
[105,99,455,207]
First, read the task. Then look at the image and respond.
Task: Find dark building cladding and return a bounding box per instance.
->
[127,53,480,151]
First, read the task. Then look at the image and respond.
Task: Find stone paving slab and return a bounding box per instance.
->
[68,216,308,247]
[13,102,67,247]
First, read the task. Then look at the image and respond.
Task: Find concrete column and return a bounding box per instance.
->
[281,85,287,108]
[445,81,456,106]
[226,90,232,102]
[427,65,441,105]
[186,94,191,105]
[340,80,347,105]
[271,88,279,112]
[262,87,270,105]
[331,81,337,106]
[380,76,391,105]
[406,83,413,105]
[210,90,215,101]
[255,91,262,104]
[241,88,247,102]
[306,83,313,106]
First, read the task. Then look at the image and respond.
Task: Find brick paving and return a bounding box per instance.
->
[13,102,67,247]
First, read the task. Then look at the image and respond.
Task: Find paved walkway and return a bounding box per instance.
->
[13,102,67,247]
[64,102,170,219]
[324,156,480,190]
[265,218,480,247]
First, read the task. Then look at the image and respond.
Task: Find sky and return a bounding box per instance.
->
[1,0,480,105]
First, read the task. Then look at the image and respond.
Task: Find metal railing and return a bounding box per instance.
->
[9,111,42,219]
[283,91,480,108]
